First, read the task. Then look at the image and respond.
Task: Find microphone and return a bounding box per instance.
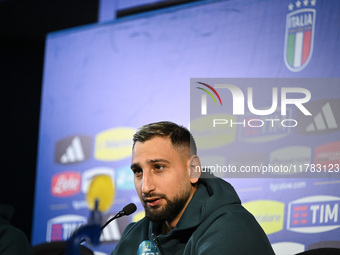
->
[79,203,137,245]
[101,203,137,230]
[122,203,137,215]
[68,175,136,254]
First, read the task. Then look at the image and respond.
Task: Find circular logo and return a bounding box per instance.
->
[137,240,160,255]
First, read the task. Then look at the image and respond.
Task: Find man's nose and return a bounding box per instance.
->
[141,172,156,195]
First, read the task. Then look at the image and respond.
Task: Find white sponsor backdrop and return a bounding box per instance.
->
[33,0,340,254]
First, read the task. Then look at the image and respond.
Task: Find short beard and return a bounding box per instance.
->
[144,192,191,223]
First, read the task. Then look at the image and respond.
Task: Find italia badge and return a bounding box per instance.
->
[284,0,316,72]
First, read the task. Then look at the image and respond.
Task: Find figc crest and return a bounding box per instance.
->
[284,0,316,72]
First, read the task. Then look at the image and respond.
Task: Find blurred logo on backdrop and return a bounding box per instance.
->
[68,167,116,211]
[314,141,340,166]
[295,99,340,135]
[284,0,316,72]
[46,213,130,243]
[55,135,92,164]
[116,165,135,190]
[46,215,87,242]
[82,167,115,195]
[243,200,285,235]
[51,171,81,197]
[94,127,136,161]
[190,114,236,149]
[239,108,293,143]
[269,146,311,176]
[100,213,131,243]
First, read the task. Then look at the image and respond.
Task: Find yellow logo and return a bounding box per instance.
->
[95,127,136,161]
[190,114,236,149]
[243,200,284,235]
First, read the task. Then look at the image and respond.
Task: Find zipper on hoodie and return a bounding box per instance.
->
[151,233,162,255]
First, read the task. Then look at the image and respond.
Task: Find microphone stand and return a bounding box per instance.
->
[66,199,102,255]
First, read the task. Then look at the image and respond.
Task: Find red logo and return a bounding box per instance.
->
[51,171,81,197]
[314,141,340,165]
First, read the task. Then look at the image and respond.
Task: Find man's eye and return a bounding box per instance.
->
[154,164,164,170]
[132,168,143,177]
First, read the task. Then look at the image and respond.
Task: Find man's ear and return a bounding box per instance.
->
[189,155,201,184]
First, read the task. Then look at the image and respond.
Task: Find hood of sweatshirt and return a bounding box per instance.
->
[148,172,242,253]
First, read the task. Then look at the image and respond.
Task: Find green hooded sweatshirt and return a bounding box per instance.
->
[112,174,275,255]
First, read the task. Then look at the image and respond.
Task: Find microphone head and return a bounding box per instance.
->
[123,203,137,216]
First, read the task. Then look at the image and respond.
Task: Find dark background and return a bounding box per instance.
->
[0,0,99,243]
[0,0,197,244]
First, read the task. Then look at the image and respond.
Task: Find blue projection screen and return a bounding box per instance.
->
[33,0,340,254]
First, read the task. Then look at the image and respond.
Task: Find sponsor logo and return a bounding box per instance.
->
[306,102,338,132]
[239,108,293,143]
[100,212,130,243]
[314,141,340,165]
[243,200,284,235]
[272,242,305,255]
[137,241,160,255]
[46,215,86,241]
[116,165,135,190]
[95,127,136,161]
[81,167,115,194]
[287,195,340,233]
[270,181,307,192]
[72,200,88,210]
[100,215,120,243]
[190,114,236,149]
[51,171,81,197]
[269,146,311,175]
[100,219,121,242]
[55,135,92,164]
[284,0,316,72]
[296,99,340,135]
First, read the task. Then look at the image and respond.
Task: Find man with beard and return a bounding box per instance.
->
[111,121,274,255]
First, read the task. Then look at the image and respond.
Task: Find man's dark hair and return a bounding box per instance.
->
[132,121,197,156]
